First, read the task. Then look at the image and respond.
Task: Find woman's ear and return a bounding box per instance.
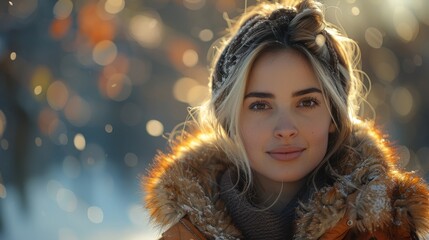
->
[329,122,336,133]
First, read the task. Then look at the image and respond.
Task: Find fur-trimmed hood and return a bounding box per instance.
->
[142,121,429,239]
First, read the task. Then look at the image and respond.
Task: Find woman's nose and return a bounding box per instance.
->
[273,114,298,139]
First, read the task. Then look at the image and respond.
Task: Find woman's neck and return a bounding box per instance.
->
[252,173,306,212]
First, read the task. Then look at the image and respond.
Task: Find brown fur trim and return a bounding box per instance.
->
[142,133,241,239]
[392,171,429,239]
[295,121,429,239]
[295,184,348,239]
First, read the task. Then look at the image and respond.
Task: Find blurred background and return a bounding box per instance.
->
[0,0,428,239]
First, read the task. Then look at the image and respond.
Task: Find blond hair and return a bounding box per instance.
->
[176,0,366,191]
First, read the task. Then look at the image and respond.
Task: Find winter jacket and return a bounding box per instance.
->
[142,121,429,239]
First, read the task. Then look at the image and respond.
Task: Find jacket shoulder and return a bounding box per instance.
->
[142,132,241,239]
[161,218,207,240]
[295,121,429,239]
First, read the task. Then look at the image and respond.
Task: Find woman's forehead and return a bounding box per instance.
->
[246,49,320,93]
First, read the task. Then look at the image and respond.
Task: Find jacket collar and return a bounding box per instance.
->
[142,120,429,239]
[143,132,241,239]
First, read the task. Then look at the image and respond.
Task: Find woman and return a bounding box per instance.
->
[142,0,429,239]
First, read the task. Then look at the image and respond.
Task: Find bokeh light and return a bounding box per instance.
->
[397,145,411,167]
[104,0,125,14]
[129,13,163,49]
[48,119,68,145]
[182,49,199,67]
[87,206,104,224]
[34,85,43,95]
[315,34,326,47]
[98,54,133,98]
[0,183,7,199]
[53,0,73,20]
[47,180,62,199]
[80,144,106,169]
[391,86,414,117]
[417,147,429,172]
[93,40,118,66]
[73,133,86,151]
[351,6,360,16]
[173,77,208,106]
[128,204,147,226]
[173,77,199,103]
[105,73,132,101]
[35,137,43,147]
[1,139,9,150]
[104,54,130,75]
[366,82,389,120]
[38,108,59,135]
[31,66,53,99]
[369,48,399,82]
[64,95,92,127]
[105,124,113,133]
[78,3,116,45]
[50,16,72,39]
[199,29,214,42]
[47,81,69,110]
[183,0,206,10]
[8,0,38,19]
[56,188,78,212]
[10,52,16,61]
[59,134,68,145]
[393,6,419,42]
[412,0,429,26]
[187,85,209,106]
[167,38,198,69]
[365,27,383,49]
[0,110,6,138]
[146,120,164,137]
[124,152,138,167]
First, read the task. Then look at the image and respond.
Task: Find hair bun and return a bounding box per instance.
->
[268,8,297,26]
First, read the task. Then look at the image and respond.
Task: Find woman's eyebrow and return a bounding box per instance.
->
[292,87,322,97]
[244,92,274,99]
[244,88,321,99]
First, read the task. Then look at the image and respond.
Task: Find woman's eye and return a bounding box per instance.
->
[298,98,319,108]
[249,101,271,111]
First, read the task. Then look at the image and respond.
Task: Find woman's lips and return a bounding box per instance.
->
[266,147,305,161]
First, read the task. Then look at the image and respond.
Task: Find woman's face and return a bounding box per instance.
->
[239,49,334,184]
